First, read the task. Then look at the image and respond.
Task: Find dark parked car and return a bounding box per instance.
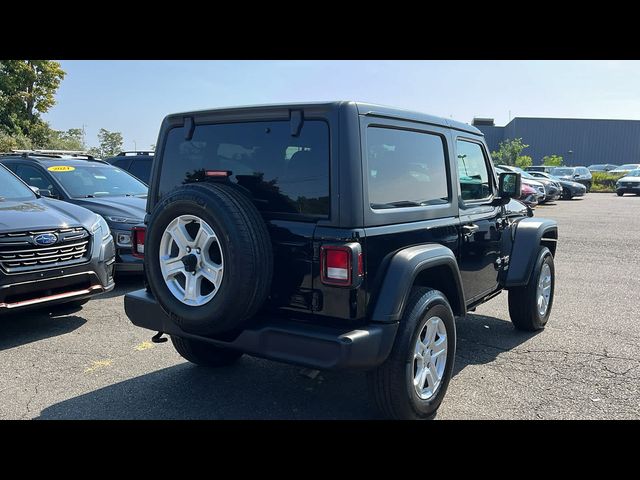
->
[588,164,619,172]
[551,166,592,191]
[105,151,154,184]
[0,163,115,313]
[615,169,640,196]
[528,171,586,200]
[0,152,148,273]
[124,102,558,420]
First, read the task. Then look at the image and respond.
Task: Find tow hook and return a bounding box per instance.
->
[151,331,168,343]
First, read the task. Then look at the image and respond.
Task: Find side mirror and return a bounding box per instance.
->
[498,172,521,199]
[30,186,53,197]
[573,174,580,178]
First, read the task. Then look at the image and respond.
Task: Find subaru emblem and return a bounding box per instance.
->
[34,233,58,246]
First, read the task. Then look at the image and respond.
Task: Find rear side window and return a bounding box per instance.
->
[366,127,449,208]
[158,120,330,218]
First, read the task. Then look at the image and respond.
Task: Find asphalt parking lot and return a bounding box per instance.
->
[1,193,638,420]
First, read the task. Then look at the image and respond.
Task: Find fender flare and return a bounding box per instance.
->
[370,244,465,323]
[504,217,558,288]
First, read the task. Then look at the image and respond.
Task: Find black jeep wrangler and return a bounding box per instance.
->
[124,102,558,419]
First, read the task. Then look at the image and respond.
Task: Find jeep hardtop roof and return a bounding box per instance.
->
[163,101,483,136]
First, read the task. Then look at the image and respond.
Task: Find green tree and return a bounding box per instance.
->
[491,138,529,166]
[88,128,124,158]
[47,128,85,150]
[515,155,533,168]
[0,130,32,152]
[0,60,66,137]
[542,154,563,167]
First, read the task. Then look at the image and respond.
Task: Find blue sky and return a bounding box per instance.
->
[43,60,640,151]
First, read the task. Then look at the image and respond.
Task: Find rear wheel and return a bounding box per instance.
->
[508,246,555,331]
[367,287,456,420]
[171,335,243,367]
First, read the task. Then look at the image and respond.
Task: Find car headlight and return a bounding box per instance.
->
[92,215,111,241]
[105,216,141,224]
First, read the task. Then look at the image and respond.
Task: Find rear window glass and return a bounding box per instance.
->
[158,120,330,218]
[366,127,449,208]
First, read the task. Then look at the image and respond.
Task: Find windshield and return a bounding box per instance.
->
[48,164,148,198]
[625,169,640,177]
[619,164,640,169]
[552,168,575,176]
[0,165,36,201]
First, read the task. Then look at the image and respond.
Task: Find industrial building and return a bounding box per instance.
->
[472,117,640,167]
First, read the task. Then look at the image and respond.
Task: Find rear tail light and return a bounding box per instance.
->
[320,244,363,287]
[131,226,146,258]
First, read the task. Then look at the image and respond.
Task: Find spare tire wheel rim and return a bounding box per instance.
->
[159,214,224,306]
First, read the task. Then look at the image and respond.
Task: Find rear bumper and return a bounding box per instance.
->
[124,289,398,371]
[115,250,144,273]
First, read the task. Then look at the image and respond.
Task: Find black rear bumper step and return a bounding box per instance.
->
[124,289,398,371]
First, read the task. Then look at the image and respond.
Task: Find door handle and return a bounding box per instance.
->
[462,224,479,236]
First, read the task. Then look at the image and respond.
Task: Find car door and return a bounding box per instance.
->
[454,137,504,303]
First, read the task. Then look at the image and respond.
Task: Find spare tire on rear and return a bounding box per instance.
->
[145,182,273,336]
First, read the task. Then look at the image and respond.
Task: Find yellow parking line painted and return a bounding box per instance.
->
[84,359,113,373]
[134,341,154,351]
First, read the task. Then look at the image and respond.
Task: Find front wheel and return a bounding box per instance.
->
[508,246,555,331]
[367,287,456,420]
[617,191,624,197]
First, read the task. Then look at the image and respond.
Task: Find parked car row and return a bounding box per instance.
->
[496,165,586,207]
[587,163,640,174]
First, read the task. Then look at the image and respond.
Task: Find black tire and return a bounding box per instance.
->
[367,287,456,420]
[563,191,573,200]
[145,182,273,336]
[508,246,555,331]
[171,335,243,367]
[617,191,624,197]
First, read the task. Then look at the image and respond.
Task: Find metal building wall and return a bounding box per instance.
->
[477,118,640,166]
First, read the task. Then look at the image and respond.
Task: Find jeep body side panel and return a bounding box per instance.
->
[368,243,465,322]
[504,217,558,287]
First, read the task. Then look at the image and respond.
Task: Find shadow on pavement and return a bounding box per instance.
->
[0,307,86,351]
[453,313,540,376]
[36,312,538,420]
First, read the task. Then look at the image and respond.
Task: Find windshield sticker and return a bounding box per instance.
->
[48,166,75,172]
[93,175,107,179]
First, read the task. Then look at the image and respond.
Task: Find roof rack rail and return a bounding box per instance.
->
[116,151,154,157]
[6,150,108,163]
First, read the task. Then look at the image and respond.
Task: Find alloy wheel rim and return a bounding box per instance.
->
[412,316,448,400]
[537,262,552,316]
[159,215,223,306]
